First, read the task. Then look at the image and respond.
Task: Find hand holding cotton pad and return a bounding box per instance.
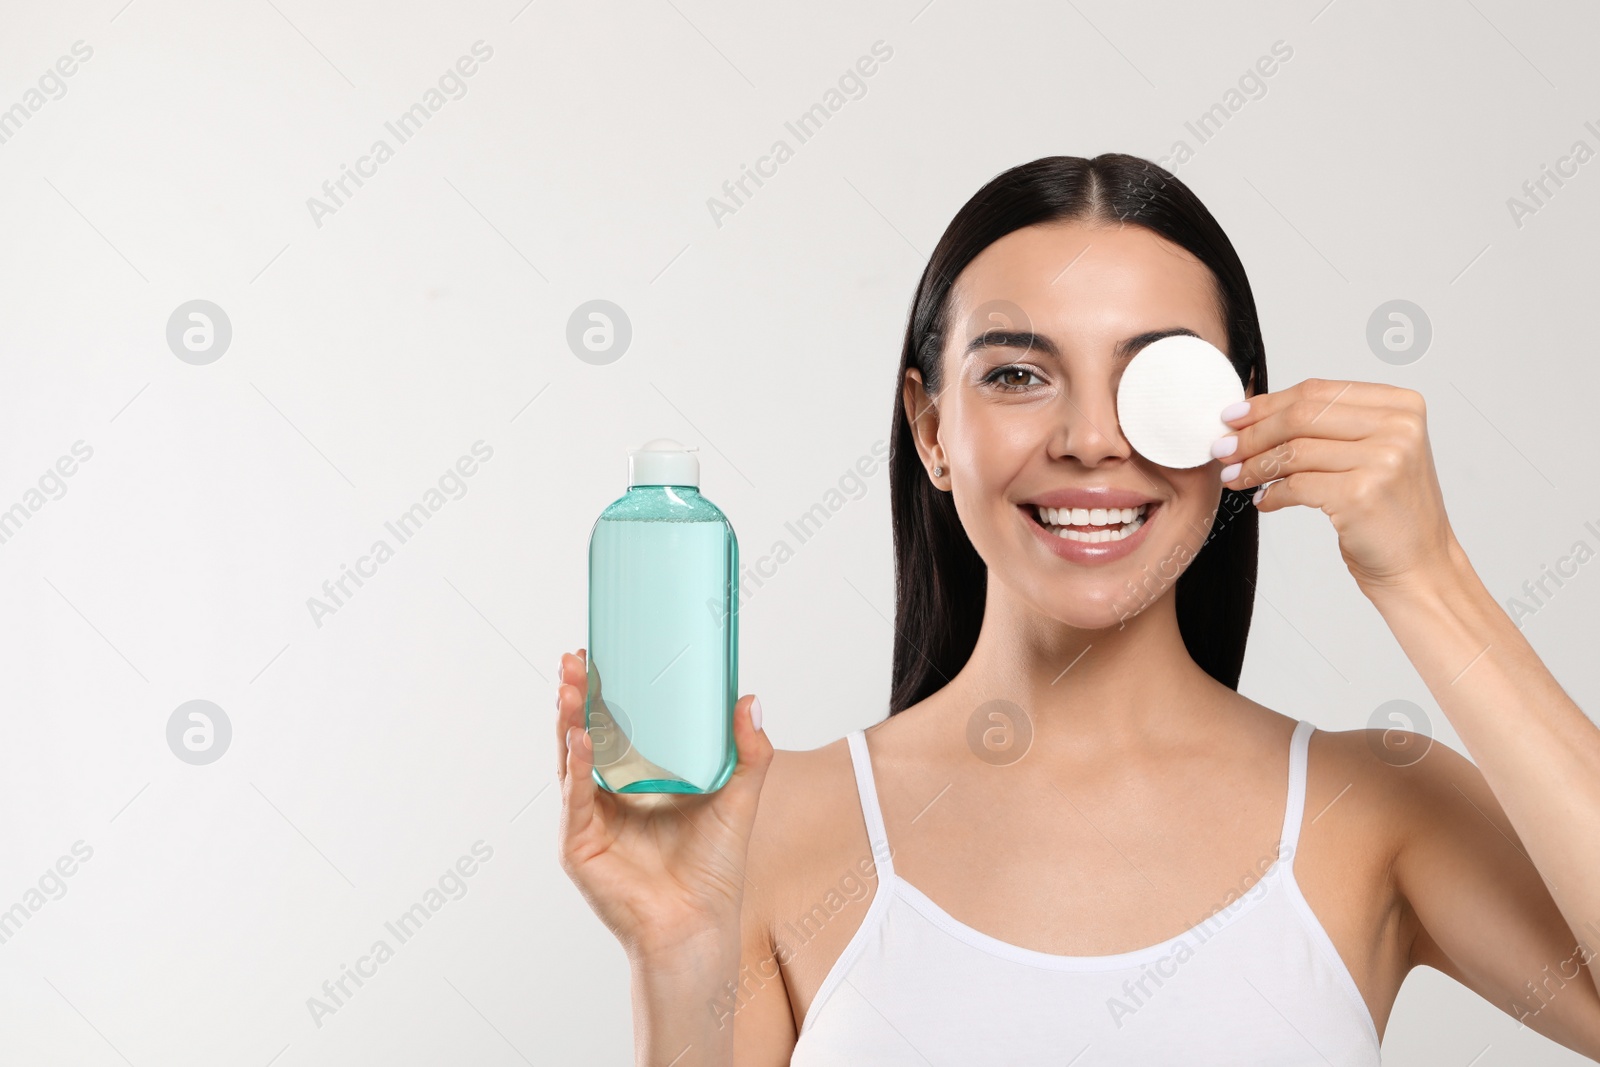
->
[1116,334,1245,469]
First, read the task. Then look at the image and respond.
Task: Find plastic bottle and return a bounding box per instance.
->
[585,439,739,794]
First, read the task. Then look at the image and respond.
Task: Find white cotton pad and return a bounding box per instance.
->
[1115,334,1245,469]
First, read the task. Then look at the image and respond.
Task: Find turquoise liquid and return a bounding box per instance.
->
[586,485,738,794]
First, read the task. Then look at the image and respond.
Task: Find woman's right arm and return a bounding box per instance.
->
[625,922,742,1065]
[556,649,794,1065]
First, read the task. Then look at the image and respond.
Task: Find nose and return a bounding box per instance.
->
[1049,378,1133,467]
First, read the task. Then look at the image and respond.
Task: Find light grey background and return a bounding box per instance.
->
[1,0,1596,1063]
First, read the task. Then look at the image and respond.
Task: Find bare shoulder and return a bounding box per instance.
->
[1215,695,1451,844]
[1309,722,1525,885]
[1311,723,1600,1056]
[1305,722,1485,839]
[1296,721,1495,942]
[745,734,875,922]
[723,737,871,1055]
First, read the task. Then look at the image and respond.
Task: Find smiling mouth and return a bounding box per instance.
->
[1022,502,1155,543]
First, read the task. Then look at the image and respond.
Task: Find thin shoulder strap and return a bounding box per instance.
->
[845,729,895,877]
[1278,719,1316,867]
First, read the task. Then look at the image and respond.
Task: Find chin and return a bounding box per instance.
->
[1010,571,1160,632]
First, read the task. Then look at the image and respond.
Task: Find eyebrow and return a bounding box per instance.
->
[964,326,1202,363]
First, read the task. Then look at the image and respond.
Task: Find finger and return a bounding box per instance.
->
[561,723,598,850]
[1221,437,1362,492]
[556,652,569,781]
[1220,378,1400,433]
[714,694,775,819]
[1217,393,1378,468]
[1252,470,1343,514]
[556,651,587,781]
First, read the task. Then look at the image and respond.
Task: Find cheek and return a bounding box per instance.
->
[1156,469,1225,542]
[1165,467,1217,499]
[943,412,1039,547]
[943,401,1047,476]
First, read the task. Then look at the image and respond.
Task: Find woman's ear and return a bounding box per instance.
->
[902,369,946,486]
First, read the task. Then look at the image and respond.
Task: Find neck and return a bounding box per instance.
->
[937,575,1227,755]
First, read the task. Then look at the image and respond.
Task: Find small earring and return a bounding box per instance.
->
[932,465,943,477]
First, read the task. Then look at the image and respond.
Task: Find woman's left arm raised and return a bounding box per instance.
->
[1217,377,1600,1052]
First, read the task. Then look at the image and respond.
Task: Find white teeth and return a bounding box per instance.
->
[1054,514,1145,542]
[1031,503,1149,543]
[1034,503,1147,530]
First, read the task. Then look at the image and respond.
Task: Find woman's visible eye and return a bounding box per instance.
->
[981,364,1045,392]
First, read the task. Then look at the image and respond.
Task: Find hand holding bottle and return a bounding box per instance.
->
[556,647,773,961]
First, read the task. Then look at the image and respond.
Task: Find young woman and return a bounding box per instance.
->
[555,155,1600,1064]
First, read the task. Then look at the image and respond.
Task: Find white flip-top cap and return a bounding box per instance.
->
[628,438,700,486]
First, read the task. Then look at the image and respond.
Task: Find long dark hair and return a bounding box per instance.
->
[888,154,1265,716]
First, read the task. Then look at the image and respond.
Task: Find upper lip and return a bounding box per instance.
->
[1021,487,1159,510]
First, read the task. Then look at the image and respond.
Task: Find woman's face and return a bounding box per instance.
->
[904,219,1246,629]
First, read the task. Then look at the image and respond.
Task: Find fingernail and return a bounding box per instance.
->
[1220,400,1251,421]
[751,696,763,732]
[1219,462,1241,482]
[1210,436,1236,459]
[1252,486,1265,505]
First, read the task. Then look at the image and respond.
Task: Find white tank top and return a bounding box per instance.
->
[790,719,1382,1065]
